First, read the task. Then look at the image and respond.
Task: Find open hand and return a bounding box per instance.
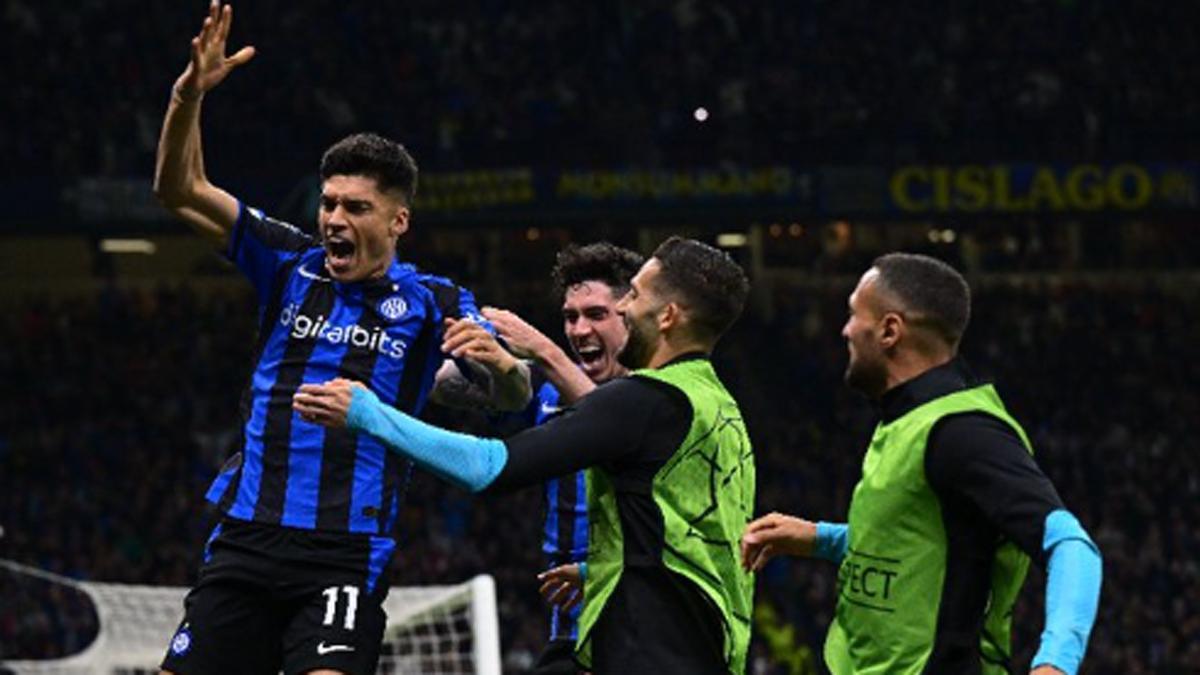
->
[537,564,583,612]
[292,378,365,428]
[175,1,256,99]
[741,512,818,572]
[442,317,519,375]
[480,307,556,362]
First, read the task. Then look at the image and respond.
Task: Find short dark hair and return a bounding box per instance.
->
[650,236,749,341]
[320,133,419,205]
[872,252,971,347]
[552,242,645,298]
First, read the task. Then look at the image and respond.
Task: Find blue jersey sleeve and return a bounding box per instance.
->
[226,202,315,304]
[455,286,494,332]
[417,273,495,334]
[417,274,497,381]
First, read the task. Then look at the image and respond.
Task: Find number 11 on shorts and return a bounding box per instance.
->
[322,585,360,630]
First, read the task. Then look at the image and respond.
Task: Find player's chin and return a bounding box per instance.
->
[326,259,363,282]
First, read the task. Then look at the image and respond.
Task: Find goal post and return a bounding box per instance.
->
[0,559,501,675]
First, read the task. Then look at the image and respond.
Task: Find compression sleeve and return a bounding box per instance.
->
[1031,509,1102,675]
[347,387,508,493]
[814,522,849,563]
[492,375,691,492]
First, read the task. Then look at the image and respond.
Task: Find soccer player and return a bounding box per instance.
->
[152,3,530,674]
[295,237,756,674]
[740,254,1102,675]
[481,242,644,673]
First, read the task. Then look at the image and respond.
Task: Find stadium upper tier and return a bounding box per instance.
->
[4,0,1198,180]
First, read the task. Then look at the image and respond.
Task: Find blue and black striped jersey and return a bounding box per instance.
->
[531,382,589,563]
[206,203,486,537]
[527,380,589,641]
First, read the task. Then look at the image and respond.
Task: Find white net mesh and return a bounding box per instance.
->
[0,559,500,675]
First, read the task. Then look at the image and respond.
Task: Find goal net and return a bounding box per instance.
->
[0,559,501,675]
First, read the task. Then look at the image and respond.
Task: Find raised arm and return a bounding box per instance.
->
[481,307,596,404]
[431,317,532,412]
[153,1,255,248]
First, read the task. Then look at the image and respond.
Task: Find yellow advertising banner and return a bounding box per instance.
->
[888,164,1198,213]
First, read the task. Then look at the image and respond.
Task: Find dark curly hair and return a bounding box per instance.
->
[551,242,645,298]
[320,132,419,205]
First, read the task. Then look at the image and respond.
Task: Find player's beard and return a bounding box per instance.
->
[617,314,656,370]
[844,348,888,399]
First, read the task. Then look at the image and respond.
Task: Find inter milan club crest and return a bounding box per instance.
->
[378,296,408,321]
[170,625,193,656]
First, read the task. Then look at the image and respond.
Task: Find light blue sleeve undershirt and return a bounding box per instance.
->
[814,521,849,564]
[1032,509,1102,675]
[347,387,508,492]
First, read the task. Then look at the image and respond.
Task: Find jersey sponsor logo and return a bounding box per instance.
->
[170,625,193,656]
[280,302,408,360]
[377,296,408,321]
[317,641,356,655]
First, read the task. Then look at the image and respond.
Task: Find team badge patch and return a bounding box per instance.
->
[170,625,193,656]
[378,296,408,321]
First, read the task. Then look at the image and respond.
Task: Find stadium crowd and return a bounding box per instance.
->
[4,0,1198,180]
[2,268,1197,673]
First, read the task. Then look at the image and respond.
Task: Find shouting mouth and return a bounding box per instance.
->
[325,234,356,271]
[576,344,604,366]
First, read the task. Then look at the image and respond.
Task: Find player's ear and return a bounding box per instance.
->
[879,312,903,349]
[390,205,410,239]
[658,301,681,332]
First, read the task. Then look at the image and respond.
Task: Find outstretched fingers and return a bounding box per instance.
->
[217,3,232,45]
[227,45,256,68]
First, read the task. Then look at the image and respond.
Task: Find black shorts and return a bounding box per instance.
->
[531,638,580,675]
[161,519,394,675]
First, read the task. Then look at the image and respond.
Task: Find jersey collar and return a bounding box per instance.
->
[877,357,981,424]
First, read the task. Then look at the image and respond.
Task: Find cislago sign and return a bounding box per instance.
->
[888,164,1198,214]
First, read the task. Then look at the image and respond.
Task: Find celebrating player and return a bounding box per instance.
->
[152,3,530,674]
[480,242,643,673]
[741,254,1102,675]
[296,237,756,674]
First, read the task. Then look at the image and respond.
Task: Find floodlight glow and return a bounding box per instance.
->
[717,232,748,247]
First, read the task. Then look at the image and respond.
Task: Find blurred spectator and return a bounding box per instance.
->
[3,1,1198,183]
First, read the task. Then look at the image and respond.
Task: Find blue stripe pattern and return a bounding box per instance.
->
[544,478,560,552]
[351,330,404,532]
[530,382,588,641]
[228,308,291,521]
[571,471,588,555]
[366,535,397,594]
[281,298,363,528]
[206,205,474,541]
[202,522,224,564]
